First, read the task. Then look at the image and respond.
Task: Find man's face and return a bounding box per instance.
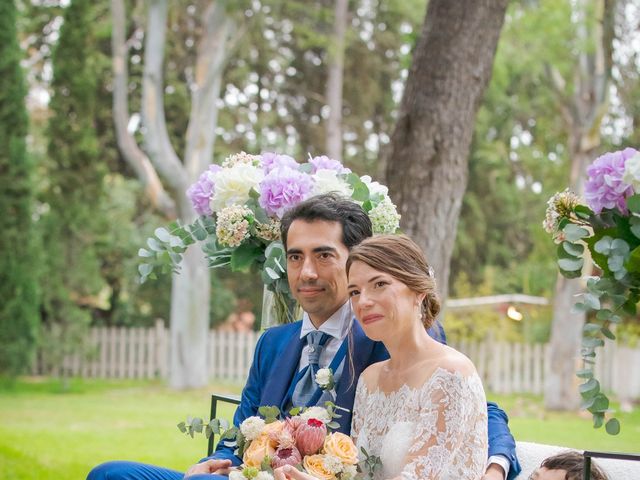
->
[285,219,350,327]
[529,467,568,480]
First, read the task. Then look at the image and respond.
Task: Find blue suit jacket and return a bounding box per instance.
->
[206,320,521,479]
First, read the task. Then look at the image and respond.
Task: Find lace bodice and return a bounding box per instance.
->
[351,367,488,480]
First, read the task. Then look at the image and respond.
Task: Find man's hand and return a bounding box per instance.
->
[482,463,506,480]
[184,459,233,478]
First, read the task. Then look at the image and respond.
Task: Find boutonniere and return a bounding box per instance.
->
[315,367,337,400]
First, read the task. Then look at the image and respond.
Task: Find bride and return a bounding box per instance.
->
[274,234,488,480]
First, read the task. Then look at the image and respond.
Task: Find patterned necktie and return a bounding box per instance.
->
[291,331,331,407]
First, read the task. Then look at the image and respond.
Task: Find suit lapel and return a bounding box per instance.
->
[334,320,376,433]
[260,323,304,409]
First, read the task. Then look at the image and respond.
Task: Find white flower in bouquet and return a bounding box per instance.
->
[229,471,246,480]
[369,197,401,234]
[300,406,332,424]
[255,218,281,242]
[360,175,389,197]
[216,205,253,247]
[222,151,261,168]
[240,416,266,441]
[341,464,358,479]
[255,472,275,480]
[542,189,581,243]
[322,454,345,475]
[622,151,640,191]
[210,163,264,211]
[312,169,354,197]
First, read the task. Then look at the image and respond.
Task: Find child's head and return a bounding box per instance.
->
[529,451,608,480]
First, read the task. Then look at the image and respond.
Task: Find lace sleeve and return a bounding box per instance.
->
[350,376,366,448]
[398,370,488,480]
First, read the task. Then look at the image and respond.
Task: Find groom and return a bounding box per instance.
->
[88,193,520,480]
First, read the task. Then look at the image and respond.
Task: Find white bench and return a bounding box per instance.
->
[514,441,640,479]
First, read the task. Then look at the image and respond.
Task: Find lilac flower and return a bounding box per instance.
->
[260,152,299,174]
[584,148,637,214]
[186,164,222,216]
[259,167,313,218]
[309,155,351,174]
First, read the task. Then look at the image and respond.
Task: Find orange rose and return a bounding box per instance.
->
[243,433,276,468]
[303,454,335,480]
[323,432,358,465]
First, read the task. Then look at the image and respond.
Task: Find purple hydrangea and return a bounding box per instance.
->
[309,155,351,174]
[584,148,637,214]
[186,164,222,216]
[259,167,313,218]
[260,152,299,174]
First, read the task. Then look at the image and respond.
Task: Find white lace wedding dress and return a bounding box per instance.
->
[351,367,488,480]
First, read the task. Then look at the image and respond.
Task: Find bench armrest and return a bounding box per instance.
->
[207,393,241,456]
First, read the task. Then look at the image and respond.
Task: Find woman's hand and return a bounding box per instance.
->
[273,465,318,480]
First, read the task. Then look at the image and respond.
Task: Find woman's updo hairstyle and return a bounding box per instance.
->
[346,234,441,328]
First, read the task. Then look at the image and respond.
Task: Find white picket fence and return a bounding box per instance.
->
[32,320,640,399]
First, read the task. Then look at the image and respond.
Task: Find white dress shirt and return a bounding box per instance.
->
[297,300,352,372]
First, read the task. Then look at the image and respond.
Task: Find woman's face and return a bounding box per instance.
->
[347,260,422,341]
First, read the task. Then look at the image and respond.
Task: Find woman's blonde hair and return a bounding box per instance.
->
[346,234,440,328]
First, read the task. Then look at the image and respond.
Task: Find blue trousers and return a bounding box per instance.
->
[86,461,227,480]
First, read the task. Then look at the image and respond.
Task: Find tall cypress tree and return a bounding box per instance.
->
[41,0,106,374]
[0,1,40,376]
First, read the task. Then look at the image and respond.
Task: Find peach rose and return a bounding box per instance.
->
[243,433,276,468]
[323,432,358,465]
[303,454,335,480]
[263,420,285,447]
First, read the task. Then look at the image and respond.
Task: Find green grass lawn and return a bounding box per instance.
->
[1,378,638,480]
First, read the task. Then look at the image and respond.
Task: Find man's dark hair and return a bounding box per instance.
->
[280,193,373,250]
[539,451,608,480]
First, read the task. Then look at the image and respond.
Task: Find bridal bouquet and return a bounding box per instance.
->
[179,403,378,480]
[139,152,400,324]
[544,146,640,434]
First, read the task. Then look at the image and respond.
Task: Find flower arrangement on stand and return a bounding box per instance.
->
[544,147,640,435]
[139,152,400,326]
[178,403,380,480]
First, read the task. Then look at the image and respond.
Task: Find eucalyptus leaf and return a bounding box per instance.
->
[583,293,601,310]
[154,227,171,242]
[562,242,584,257]
[576,369,593,379]
[582,323,601,335]
[594,236,613,254]
[582,337,605,348]
[601,327,616,340]
[605,418,621,435]
[579,378,600,396]
[593,412,605,429]
[138,248,153,258]
[563,224,589,242]
[630,216,640,239]
[626,194,640,213]
[147,237,164,252]
[558,257,583,272]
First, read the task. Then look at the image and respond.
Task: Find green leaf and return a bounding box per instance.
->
[574,204,594,219]
[601,327,616,340]
[583,293,601,310]
[558,257,583,272]
[587,394,610,413]
[327,421,340,430]
[147,237,164,252]
[351,182,370,202]
[230,243,262,272]
[605,418,621,435]
[582,337,605,348]
[570,302,588,314]
[593,412,605,429]
[563,224,589,242]
[177,421,186,433]
[155,227,171,242]
[596,309,612,320]
[138,263,153,277]
[560,267,582,279]
[579,378,600,396]
[583,323,601,335]
[594,236,613,254]
[576,369,593,379]
[138,248,153,258]
[627,194,640,213]
[626,245,640,273]
[562,242,584,257]
[630,216,640,239]
[264,267,280,280]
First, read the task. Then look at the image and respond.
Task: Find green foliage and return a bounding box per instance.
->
[0,0,40,376]
[39,0,107,379]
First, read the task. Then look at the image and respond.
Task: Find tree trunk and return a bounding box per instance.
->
[544,0,611,410]
[111,0,232,388]
[385,0,508,304]
[325,0,348,161]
